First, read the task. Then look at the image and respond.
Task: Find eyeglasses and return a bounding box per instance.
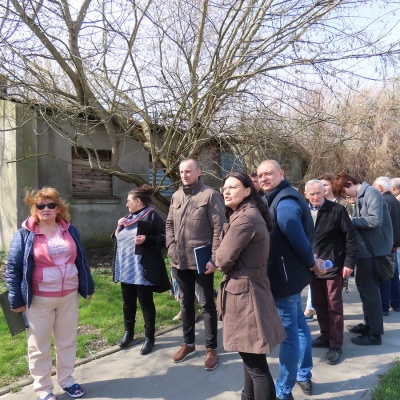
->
[220,184,242,194]
[36,202,57,210]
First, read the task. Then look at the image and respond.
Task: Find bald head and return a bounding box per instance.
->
[257,160,284,192]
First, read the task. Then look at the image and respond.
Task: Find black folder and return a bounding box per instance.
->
[135,221,157,255]
[194,244,212,274]
[0,291,29,336]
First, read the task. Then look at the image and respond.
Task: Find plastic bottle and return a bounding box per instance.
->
[321,260,333,270]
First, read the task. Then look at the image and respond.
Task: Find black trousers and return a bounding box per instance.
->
[355,257,384,336]
[173,268,217,348]
[239,352,275,400]
[121,282,156,339]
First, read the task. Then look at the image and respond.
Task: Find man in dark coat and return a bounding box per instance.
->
[373,176,400,315]
[304,180,357,365]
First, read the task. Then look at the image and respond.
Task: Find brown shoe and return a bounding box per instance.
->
[171,343,196,363]
[204,348,218,371]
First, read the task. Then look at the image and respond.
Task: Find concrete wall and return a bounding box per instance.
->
[0,101,38,248]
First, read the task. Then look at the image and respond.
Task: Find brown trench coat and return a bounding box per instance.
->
[216,202,286,354]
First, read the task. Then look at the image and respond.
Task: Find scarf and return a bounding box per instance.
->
[117,207,154,232]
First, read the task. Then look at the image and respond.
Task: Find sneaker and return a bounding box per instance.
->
[346,323,369,334]
[171,343,196,362]
[63,383,84,398]
[351,334,381,346]
[296,379,312,395]
[312,335,329,348]
[325,348,342,365]
[304,313,314,322]
[391,306,400,312]
[204,348,218,371]
[38,394,58,400]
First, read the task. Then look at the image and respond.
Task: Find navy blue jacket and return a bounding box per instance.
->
[6,224,95,309]
[265,180,314,298]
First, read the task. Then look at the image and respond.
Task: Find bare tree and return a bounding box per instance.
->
[1,0,399,209]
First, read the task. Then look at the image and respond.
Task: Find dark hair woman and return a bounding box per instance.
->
[216,172,286,400]
[112,184,169,355]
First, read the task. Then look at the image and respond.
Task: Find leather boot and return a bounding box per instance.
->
[241,391,254,400]
[120,306,135,349]
[140,337,155,355]
[119,328,134,349]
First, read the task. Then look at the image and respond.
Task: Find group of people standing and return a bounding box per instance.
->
[165,158,325,400]
[5,159,399,400]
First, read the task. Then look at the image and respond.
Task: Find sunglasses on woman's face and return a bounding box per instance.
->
[35,202,57,210]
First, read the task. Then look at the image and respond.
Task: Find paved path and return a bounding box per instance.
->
[1,278,400,400]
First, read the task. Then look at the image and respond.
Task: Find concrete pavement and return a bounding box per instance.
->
[1,277,400,400]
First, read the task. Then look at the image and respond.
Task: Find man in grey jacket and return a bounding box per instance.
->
[166,158,225,370]
[332,172,393,345]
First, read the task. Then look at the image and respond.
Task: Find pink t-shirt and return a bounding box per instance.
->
[32,227,79,297]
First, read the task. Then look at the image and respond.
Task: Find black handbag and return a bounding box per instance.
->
[359,231,394,283]
[372,255,394,283]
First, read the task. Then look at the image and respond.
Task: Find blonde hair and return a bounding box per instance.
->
[25,187,70,222]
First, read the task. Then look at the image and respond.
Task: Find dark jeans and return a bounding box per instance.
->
[380,251,400,312]
[121,283,156,339]
[310,274,344,348]
[173,268,217,348]
[355,257,384,336]
[239,352,275,400]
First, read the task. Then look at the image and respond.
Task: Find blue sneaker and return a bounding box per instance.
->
[63,383,84,398]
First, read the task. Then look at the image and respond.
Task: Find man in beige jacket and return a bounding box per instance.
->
[166,158,225,371]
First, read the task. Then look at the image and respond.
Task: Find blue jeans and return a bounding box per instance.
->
[380,251,400,312]
[274,293,313,399]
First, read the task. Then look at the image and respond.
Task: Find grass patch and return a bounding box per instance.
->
[371,358,400,400]
[0,258,224,388]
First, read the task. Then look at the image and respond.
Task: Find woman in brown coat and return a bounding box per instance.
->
[216,172,286,400]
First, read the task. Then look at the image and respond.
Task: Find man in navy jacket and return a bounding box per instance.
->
[257,160,325,400]
[304,180,356,365]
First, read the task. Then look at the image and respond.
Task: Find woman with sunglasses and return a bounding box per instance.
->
[216,172,286,400]
[6,187,94,400]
